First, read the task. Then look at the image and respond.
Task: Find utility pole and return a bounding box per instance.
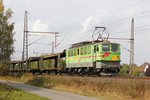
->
[52,41,54,54]
[22,11,59,61]
[22,11,28,62]
[22,11,60,68]
[130,18,134,76]
[55,33,59,48]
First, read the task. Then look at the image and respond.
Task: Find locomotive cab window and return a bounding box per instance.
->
[97,46,99,51]
[88,46,91,54]
[77,48,79,55]
[80,47,83,55]
[94,45,96,53]
[74,49,76,56]
[94,45,99,53]
[102,44,110,52]
[71,50,73,56]
[84,47,87,54]
[68,50,70,57]
[111,44,119,52]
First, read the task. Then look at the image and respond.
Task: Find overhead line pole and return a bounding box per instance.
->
[130,18,134,76]
[22,11,28,62]
[22,11,59,63]
[52,42,54,54]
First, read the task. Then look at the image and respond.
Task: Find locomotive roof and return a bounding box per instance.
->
[69,40,111,49]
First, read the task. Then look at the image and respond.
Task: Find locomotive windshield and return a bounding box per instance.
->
[102,44,110,52]
[111,43,119,52]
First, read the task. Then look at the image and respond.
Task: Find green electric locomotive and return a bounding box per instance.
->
[65,40,121,75]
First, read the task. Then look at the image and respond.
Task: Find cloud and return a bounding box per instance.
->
[81,17,94,33]
[32,20,48,31]
[80,10,109,34]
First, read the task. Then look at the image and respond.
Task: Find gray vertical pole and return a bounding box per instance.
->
[22,11,29,71]
[22,11,28,61]
[52,41,54,54]
[55,34,57,48]
[40,57,43,71]
[55,32,59,48]
[57,54,60,68]
[130,18,134,76]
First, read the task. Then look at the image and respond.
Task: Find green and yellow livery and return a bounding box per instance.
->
[65,41,120,74]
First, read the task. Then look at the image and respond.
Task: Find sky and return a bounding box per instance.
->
[3,0,150,65]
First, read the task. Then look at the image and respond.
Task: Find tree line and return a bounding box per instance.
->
[0,0,14,74]
[0,0,14,63]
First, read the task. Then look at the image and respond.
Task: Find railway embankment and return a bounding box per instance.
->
[0,74,150,100]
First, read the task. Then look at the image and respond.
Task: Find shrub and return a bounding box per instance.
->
[119,64,130,76]
[0,62,10,75]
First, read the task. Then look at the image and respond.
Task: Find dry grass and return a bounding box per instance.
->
[26,75,150,100]
[0,73,33,82]
[1,74,150,100]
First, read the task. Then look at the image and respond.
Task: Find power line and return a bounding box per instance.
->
[104,0,142,16]
[62,8,150,44]
[108,10,150,28]
[112,40,130,52]
[135,24,150,29]
[22,11,60,65]
[28,35,47,46]
[109,26,150,35]
[27,12,57,31]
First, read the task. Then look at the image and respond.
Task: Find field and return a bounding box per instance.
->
[0,74,150,100]
[0,83,48,100]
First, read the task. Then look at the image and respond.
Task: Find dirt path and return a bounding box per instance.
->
[0,80,101,100]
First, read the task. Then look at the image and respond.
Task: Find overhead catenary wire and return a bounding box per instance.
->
[111,40,130,52]
[107,0,142,14]
[135,24,150,29]
[28,35,47,46]
[51,0,149,46]
[110,27,150,34]
[12,0,149,65]
[107,9,150,29]
[28,11,57,32]
[63,9,150,45]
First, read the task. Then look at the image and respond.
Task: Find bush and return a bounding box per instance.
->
[132,68,142,76]
[0,62,10,75]
[119,64,130,76]
[27,76,47,87]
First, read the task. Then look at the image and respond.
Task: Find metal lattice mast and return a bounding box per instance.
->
[130,18,134,75]
[22,11,59,61]
[22,11,28,61]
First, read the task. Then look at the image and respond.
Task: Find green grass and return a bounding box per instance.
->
[0,83,49,100]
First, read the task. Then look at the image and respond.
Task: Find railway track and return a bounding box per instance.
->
[39,73,150,80]
[8,70,150,81]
